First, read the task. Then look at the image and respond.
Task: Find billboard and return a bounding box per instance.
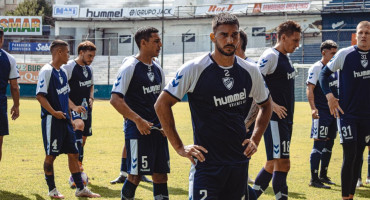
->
[261,2,310,12]
[0,16,42,35]
[126,7,174,18]
[17,63,43,84]
[53,5,79,18]
[195,4,248,15]
[79,8,124,19]
[9,42,50,52]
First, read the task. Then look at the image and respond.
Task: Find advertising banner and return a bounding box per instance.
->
[17,63,43,84]
[79,8,124,19]
[0,16,42,35]
[195,4,248,15]
[53,5,79,18]
[261,2,310,12]
[9,42,50,52]
[125,7,174,18]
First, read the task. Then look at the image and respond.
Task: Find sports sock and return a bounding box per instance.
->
[72,172,85,190]
[121,157,127,174]
[75,130,83,162]
[320,139,334,178]
[367,150,370,178]
[121,180,137,200]
[272,171,288,200]
[153,183,169,200]
[246,185,257,200]
[252,168,272,197]
[310,140,325,180]
[45,174,56,192]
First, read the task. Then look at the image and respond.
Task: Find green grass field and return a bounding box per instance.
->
[0,99,369,200]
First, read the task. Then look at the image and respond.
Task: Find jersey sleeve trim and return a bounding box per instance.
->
[111,91,124,98]
[256,94,270,105]
[163,89,181,101]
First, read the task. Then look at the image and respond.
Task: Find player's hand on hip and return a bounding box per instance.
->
[312,108,319,119]
[73,105,86,114]
[53,111,66,119]
[272,102,287,119]
[10,105,19,120]
[242,139,257,158]
[326,93,344,118]
[136,118,153,135]
[180,145,208,165]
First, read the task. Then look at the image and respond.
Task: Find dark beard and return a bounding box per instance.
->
[216,42,235,56]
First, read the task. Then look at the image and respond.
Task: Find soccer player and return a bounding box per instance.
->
[155,13,272,200]
[319,21,370,200]
[252,20,301,200]
[110,27,169,200]
[0,28,20,163]
[62,41,96,172]
[36,40,100,198]
[306,40,338,189]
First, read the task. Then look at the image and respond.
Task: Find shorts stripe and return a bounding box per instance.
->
[188,161,197,200]
[46,115,52,155]
[129,139,138,175]
[270,121,281,159]
[336,118,342,143]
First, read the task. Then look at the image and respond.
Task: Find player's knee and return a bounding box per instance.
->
[152,173,168,183]
[127,174,141,185]
[43,158,55,173]
[74,120,85,131]
[68,153,79,161]
[276,159,290,172]
[264,160,275,172]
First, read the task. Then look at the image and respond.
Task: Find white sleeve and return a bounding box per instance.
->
[159,67,165,90]
[36,67,51,95]
[258,51,278,76]
[306,65,320,85]
[8,54,19,79]
[61,60,75,81]
[249,68,270,104]
[327,48,349,72]
[111,64,135,97]
[164,63,197,101]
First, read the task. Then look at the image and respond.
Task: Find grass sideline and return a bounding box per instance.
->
[0,99,369,200]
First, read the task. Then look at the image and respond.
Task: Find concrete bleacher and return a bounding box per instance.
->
[324,0,370,10]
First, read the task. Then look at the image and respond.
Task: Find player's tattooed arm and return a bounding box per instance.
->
[155,91,208,164]
[243,97,272,158]
[36,94,66,119]
[245,100,259,131]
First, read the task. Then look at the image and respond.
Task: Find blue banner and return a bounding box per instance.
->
[9,42,50,52]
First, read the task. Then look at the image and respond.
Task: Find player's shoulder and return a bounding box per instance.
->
[261,48,279,59]
[62,59,77,69]
[336,46,356,57]
[181,53,213,71]
[1,49,16,63]
[40,63,53,72]
[309,61,323,71]
[236,56,259,73]
[118,56,139,71]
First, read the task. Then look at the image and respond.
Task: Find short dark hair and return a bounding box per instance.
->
[277,20,302,40]
[0,28,3,38]
[50,40,68,53]
[239,29,247,52]
[77,41,96,54]
[212,13,239,33]
[320,40,338,52]
[135,27,159,49]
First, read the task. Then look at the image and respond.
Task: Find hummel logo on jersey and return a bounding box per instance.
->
[40,79,45,88]
[171,72,183,87]
[79,80,92,87]
[329,80,338,87]
[213,88,247,107]
[147,72,154,82]
[309,72,313,79]
[222,77,234,90]
[259,59,268,68]
[56,85,69,95]
[353,70,370,78]
[287,71,296,80]
[114,76,122,87]
[143,84,161,94]
[132,158,137,169]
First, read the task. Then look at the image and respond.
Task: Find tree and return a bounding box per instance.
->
[6,0,54,26]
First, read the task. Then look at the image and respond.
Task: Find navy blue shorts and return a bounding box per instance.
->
[0,98,8,136]
[337,118,370,145]
[71,110,92,137]
[42,115,78,156]
[264,119,292,160]
[311,111,337,140]
[189,162,248,200]
[126,129,170,175]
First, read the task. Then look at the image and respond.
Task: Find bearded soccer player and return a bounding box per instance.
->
[155,13,272,200]
[252,20,301,200]
[319,21,370,200]
[306,40,338,189]
[62,41,96,173]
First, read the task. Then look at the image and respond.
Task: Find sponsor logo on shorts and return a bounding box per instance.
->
[132,158,137,169]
